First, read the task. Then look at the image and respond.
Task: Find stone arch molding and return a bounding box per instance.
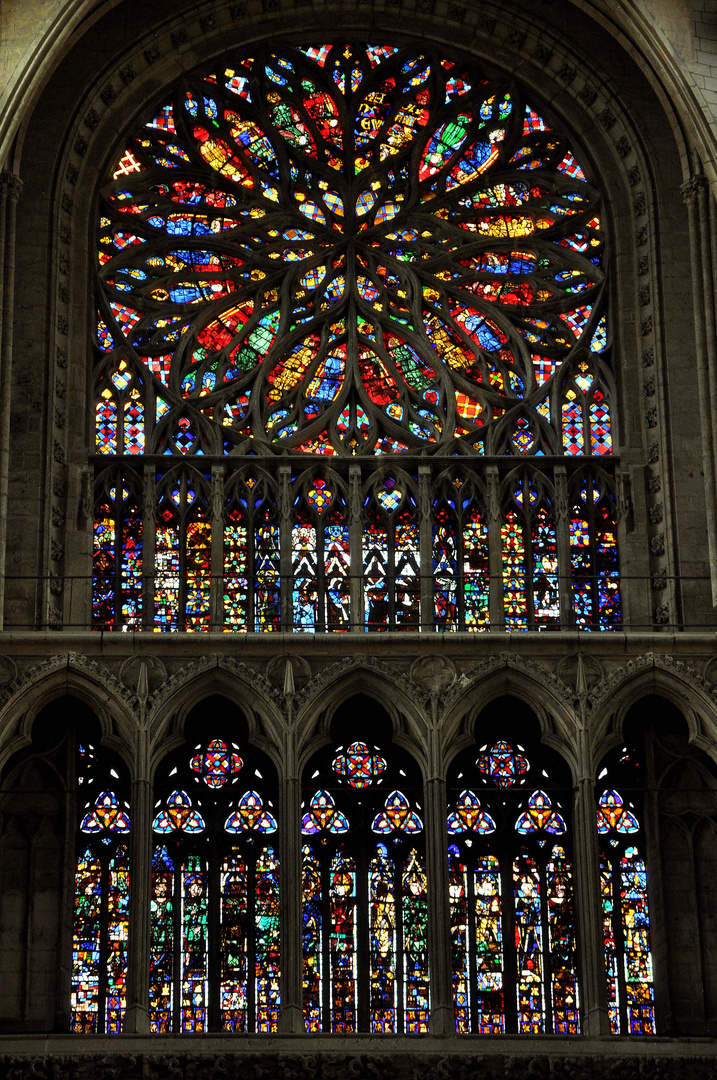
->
[146,655,286,764]
[0,652,137,772]
[440,652,580,773]
[588,652,717,766]
[294,655,431,772]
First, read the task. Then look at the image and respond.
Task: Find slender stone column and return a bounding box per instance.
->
[124,670,153,1033]
[681,174,717,604]
[425,713,454,1035]
[0,171,22,630]
[572,657,609,1034]
[278,685,304,1033]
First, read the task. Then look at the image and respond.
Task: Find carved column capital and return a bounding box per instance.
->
[680,173,710,205]
[0,170,22,200]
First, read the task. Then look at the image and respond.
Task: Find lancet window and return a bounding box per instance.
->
[447,721,579,1034]
[293,471,351,631]
[432,470,489,631]
[596,742,655,1035]
[71,741,130,1033]
[150,706,280,1032]
[301,701,429,1032]
[91,40,621,634]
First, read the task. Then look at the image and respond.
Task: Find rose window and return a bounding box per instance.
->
[97,42,609,458]
[93,42,620,633]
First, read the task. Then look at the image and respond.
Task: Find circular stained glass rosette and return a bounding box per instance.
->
[99,43,605,456]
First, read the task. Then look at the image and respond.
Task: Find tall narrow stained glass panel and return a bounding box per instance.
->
[71,744,130,1034]
[596,744,655,1035]
[150,720,280,1032]
[447,731,579,1034]
[301,713,428,1032]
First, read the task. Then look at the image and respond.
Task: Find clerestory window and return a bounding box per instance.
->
[92,41,619,632]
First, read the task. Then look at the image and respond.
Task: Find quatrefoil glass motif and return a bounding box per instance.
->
[190,739,243,788]
[332,741,387,788]
[476,740,529,787]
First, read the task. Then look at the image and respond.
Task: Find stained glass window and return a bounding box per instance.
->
[93,468,143,630]
[569,469,620,630]
[150,706,280,1032]
[596,745,655,1034]
[301,701,429,1032]
[93,42,620,634]
[293,474,350,632]
[448,722,579,1034]
[71,743,130,1033]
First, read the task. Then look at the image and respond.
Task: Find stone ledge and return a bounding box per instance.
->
[1,1041,717,1080]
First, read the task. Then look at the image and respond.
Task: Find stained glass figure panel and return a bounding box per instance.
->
[255,846,281,1031]
[514,853,544,1033]
[620,846,655,1034]
[150,846,175,1032]
[330,850,358,1032]
[370,843,397,1032]
[220,851,248,1030]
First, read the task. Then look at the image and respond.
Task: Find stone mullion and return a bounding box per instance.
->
[419,464,433,633]
[554,465,572,628]
[425,722,454,1035]
[124,716,153,1034]
[141,464,156,630]
[486,465,504,630]
[209,464,224,631]
[0,172,22,630]
[278,718,303,1033]
[279,465,292,632]
[348,465,363,632]
[681,175,717,604]
[572,666,609,1034]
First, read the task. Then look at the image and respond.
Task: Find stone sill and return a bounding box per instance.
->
[0,630,716,658]
[1,1033,717,1052]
